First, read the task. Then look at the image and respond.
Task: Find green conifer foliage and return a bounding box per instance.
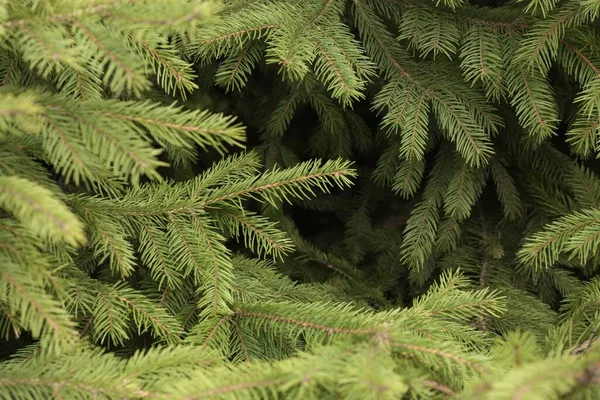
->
[1,0,600,399]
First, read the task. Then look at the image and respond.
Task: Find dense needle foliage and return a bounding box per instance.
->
[1,0,600,398]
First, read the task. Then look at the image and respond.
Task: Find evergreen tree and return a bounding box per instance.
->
[1,0,600,399]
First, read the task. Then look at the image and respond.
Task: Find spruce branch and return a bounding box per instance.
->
[138,224,184,291]
[0,176,86,246]
[125,31,199,98]
[4,0,600,397]
[516,2,590,73]
[71,19,150,96]
[211,206,294,259]
[443,163,487,221]
[214,41,263,92]
[200,158,356,207]
[0,262,76,342]
[392,157,426,199]
[489,157,523,219]
[189,213,235,317]
[519,208,600,268]
[401,145,456,270]
[459,25,505,100]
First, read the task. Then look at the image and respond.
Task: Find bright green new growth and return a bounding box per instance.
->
[1,0,600,399]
